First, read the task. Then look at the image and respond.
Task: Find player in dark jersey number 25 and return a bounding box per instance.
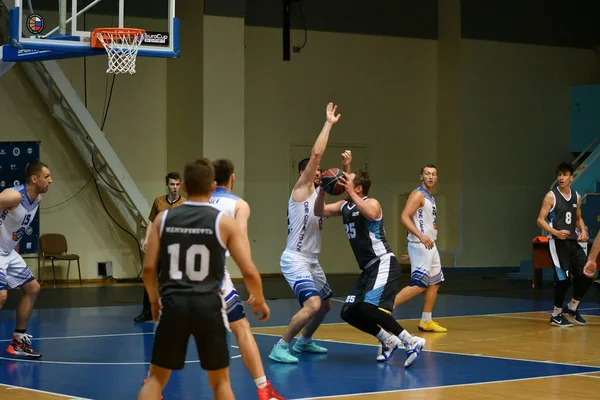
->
[137,158,270,400]
[315,169,426,368]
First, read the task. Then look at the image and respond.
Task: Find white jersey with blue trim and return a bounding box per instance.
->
[209,187,239,219]
[407,186,438,243]
[285,187,323,257]
[209,187,240,257]
[0,185,41,256]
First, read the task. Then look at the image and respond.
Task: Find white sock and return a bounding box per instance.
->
[399,330,412,343]
[568,299,580,312]
[298,335,311,344]
[254,376,267,389]
[376,329,392,343]
[552,306,562,317]
[276,338,289,347]
[421,312,432,323]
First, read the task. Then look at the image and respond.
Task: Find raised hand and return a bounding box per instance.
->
[326,102,341,124]
[341,150,352,169]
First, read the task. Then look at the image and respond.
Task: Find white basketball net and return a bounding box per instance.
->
[95,31,146,74]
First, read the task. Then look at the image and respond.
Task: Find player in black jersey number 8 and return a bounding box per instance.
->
[536,162,593,328]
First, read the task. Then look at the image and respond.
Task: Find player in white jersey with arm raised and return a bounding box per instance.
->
[268,103,343,364]
[0,161,52,358]
[209,159,284,400]
[392,164,446,332]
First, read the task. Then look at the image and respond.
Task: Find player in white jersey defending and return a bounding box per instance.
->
[0,161,52,358]
[209,159,284,400]
[268,103,343,364]
[391,165,447,333]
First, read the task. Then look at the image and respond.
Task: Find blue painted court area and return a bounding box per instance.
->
[0,294,598,399]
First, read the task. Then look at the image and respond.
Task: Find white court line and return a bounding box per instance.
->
[0,332,153,343]
[493,315,600,325]
[0,356,190,366]
[577,374,600,379]
[0,382,91,399]
[0,344,242,366]
[0,355,243,366]
[250,332,600,369]
[0,307,594,344]
[258,307,600,330]
[0,308,591,345]
[288,370,600,400]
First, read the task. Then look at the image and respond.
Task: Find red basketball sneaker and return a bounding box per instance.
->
[257,380,285,400]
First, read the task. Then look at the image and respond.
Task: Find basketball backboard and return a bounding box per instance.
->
[5,0,178,60]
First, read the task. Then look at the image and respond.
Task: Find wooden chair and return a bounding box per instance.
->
[38,234,82,287]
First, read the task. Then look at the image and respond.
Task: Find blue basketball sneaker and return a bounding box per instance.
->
[550,313,573,327]
[268,343,299,364]
[292,339,328,354]
[563,306,586,325]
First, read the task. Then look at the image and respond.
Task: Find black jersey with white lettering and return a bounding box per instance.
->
[547,187,579,241]
[341,198,393,270]
[158,202,227,297]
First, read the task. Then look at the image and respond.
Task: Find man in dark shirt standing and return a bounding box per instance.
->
[135,172,186,323]
[537,162,592,327]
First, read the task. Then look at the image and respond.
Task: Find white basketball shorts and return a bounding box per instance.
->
[280,249,333,306]
[221,269,245,323]
[0,250,35,290]
[407,242,445,288]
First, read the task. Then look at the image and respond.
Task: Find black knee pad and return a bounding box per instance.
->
[340,304,357,322]
[340,304,350,321]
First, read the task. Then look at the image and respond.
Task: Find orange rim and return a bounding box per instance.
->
[90,28,146,49]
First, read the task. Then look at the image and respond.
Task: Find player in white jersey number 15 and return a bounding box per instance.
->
[0,161,52,358]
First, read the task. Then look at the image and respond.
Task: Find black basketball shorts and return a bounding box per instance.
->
[344,253,401,312]
[548,239,587,282]
[151,292,229,371]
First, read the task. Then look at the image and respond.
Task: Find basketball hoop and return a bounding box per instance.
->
[91,28,146,74]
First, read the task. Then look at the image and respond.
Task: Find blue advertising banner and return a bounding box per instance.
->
[0,141,41,255]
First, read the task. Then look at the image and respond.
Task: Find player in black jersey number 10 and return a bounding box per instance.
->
[138,158,270,400]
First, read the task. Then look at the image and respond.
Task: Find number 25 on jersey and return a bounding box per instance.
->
[344,222,356,239]
[167,243,210,281]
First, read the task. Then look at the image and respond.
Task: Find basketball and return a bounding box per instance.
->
[320,168,345,196]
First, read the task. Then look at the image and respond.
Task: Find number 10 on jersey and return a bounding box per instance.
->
[167,244,210,281]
